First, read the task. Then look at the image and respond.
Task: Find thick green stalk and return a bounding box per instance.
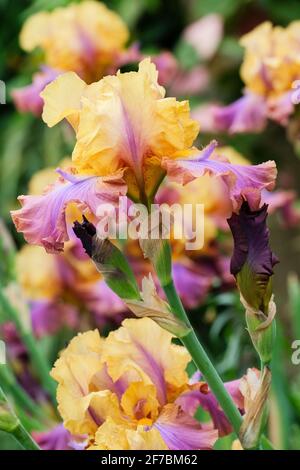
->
[0,288,56,404]
[11,423,40,450]
[163,280,243,437]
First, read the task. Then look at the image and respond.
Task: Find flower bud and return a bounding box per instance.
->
[228,202,278,364]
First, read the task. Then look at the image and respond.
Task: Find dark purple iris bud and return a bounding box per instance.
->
[73,215,96,257]
[227,202,278,314]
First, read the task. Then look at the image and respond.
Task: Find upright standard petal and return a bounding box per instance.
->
[41,59,199,202]
[102,317,191,405]
[20,1,129,82]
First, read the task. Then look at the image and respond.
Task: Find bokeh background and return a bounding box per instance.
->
[1,0,300,450]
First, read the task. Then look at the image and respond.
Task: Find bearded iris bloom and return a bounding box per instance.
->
[11,59,276,253]
[50,317,245,450]
[18,1,130,83]
[211,21,300,133]
[12,1,140,115]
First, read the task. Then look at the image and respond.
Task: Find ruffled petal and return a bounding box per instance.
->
[162,141,277,211]
[50,330,125,437]
[11,169,126,253]
[89,418,168,450]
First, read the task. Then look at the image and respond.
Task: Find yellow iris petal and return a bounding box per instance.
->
[41,59,199,201]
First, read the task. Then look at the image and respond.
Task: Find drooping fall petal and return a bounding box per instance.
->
[162,141,277,211]
[154,404,218,450]
[11,170,126,253]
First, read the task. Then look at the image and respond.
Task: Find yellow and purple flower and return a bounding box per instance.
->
[209,21,300,133]
[11,60,277,253]
[50,317,244,450]
[12,1,139,114]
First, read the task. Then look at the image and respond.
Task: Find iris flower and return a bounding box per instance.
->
[12,59,276,253]
[50,317,245,450]
[211,21,300,133]
[12,1,139,114]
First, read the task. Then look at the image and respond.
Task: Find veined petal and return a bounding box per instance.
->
[154,404,218,450]
[11,170,126,253]
[162,141,277,211]
[20,1,129,82]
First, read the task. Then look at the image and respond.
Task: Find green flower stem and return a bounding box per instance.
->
[163,279,243,437]
[11,422,40,450]
[0,386,40,450]
[0,287,56,405]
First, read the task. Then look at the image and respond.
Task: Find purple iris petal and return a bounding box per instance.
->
[33,424,87,451]
[213,93,267,134]
[11,171,126,253]
[162,141,277,212]
[154,405,218,450]
[12,66,60,116]
[30,300,78,338]
[172,261,213,309]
